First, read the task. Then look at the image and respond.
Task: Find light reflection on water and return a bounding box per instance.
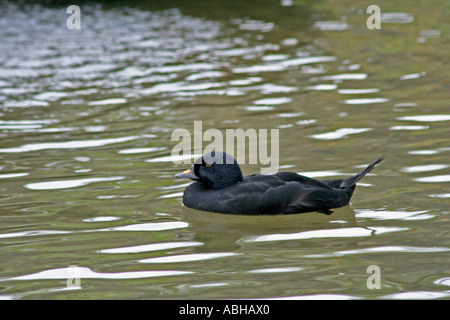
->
[0,1,449,300]
[8,266,193,281]
[242,226,408,243]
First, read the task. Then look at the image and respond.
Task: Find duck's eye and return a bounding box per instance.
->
[205,163,213,167]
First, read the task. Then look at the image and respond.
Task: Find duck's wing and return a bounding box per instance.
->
[276,172,346,189]
[217,178,301,214]
[273,173,357,212]
[218,175,343,214]
[274,172,334,189]
[281,185,349,214]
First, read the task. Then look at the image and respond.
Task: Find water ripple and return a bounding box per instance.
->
[313,21,350,31]
[140,81,226,96]
[242,226,407,243]
[381,12,414,24]
[343,98,389,105]
[247,267,303,274]
[118,147,167,154]
[306,246,450,258]
[414,175,450,183]
[253,97,292,105]
[0,136,142,153]
[25,176,125,190]
[101,241,203,254]
[82,216,120,222]
[236,19,275,32]
[390,125,429,131]
[104,222,189,232]
[401,164,448,173]
[233,56,336,73]
[399,72,426,80]
[0,172,29,179]
[382,291,450,300]
[87,98,127,106]
[311,128,372,140]
[355,209,434,221]
[337,88,379,94]
[260,294,358,300]
[0,221,189,239]
[304,84,337,91]
[313,73,367,81]
[428,193,450,199]
[396,114,450,122]
[0,230,70,239]
[6,266,193,281]
[140,252,242,263]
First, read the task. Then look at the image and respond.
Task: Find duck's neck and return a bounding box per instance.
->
[204,169,243,190]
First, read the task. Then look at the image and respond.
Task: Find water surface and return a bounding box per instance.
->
[0,0,449,299]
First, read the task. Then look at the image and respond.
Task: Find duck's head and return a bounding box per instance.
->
[175,151,243,189]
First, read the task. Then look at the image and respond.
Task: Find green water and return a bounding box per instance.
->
[0,0,449,299]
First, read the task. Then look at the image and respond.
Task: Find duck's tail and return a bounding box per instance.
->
[340,155,385,189]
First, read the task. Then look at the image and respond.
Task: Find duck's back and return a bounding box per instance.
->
[182,173,352,215]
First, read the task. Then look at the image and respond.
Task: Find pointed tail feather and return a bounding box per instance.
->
[340,155,384,188]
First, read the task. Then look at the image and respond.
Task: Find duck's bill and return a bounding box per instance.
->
[174,165,199,180]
